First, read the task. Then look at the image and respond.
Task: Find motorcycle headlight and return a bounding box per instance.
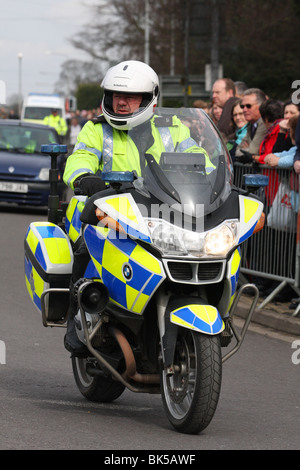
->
[181,231,204,254]
[204,224,236,256]
[146,219,238,258]
[149,222,185,254]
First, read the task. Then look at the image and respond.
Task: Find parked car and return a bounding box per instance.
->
[0,119,68,206]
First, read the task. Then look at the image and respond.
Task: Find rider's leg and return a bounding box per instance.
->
[64,239,91,356]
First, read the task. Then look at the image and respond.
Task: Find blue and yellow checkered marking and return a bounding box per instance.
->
[65,196,87,243]
[171,304,224,334]
[238,196,262,243]
[25,222,72,269]
[84,224,165,314]
[228,247,241,308]
[230,247,241,294]
[24,221,73,312]
[117,219,151,243]
[96,194,151,243]
[84,260,101,279]
[24,254,47,312]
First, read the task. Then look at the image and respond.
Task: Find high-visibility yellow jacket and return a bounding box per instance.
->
[63,115,215,189]
[43,114,68,136]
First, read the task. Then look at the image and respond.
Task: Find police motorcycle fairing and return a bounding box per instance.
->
[24,108,267,434]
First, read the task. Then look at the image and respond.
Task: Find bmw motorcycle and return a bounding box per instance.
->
[24,108,266,434]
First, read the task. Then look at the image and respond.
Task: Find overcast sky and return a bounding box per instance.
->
[0,0,96,104]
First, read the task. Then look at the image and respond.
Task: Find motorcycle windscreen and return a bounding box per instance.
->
[127,107,233,218]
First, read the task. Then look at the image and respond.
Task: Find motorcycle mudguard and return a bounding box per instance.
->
[24,222,73,321]
[170,304,224,335]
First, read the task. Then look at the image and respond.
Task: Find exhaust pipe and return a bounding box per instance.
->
[77,280,160,387]
[110,326,160,385]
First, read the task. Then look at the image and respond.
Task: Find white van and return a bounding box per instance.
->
[21,93,66,124]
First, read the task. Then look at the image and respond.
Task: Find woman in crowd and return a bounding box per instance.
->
[227,99,248,159]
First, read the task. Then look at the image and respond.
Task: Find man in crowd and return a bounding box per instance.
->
[212,78,239,139]
[235,88,267,159]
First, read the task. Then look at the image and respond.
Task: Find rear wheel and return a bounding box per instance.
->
[161,329,222,434]
[72,356,125,402]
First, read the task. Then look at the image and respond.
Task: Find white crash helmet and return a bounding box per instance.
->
[101,60,160,130]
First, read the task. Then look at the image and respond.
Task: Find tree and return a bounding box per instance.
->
[76,83,103,111]
[58,0,300,101]
[221,0,300,98]
[54,59,103,96]
[68,0,188,74]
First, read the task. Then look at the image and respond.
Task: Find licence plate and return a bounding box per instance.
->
[0,182,28,193]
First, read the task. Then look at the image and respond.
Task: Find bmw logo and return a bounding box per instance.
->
[122,263,132,281]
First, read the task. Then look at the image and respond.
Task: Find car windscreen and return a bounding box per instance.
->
[24,107,62,120]
[0,124,58,154]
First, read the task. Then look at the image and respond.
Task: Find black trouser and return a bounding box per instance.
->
[72,238,91,283]
[64,238,91,355]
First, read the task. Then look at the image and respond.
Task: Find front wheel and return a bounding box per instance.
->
[72,357,125,402]
[161,329,222,434]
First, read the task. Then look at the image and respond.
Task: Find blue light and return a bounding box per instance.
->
[41,144,68,154]
[102,171,134,183]
[243,174,269,187]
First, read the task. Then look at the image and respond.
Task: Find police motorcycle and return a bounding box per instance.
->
[24,107,267,434]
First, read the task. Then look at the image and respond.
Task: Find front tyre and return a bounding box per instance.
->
[72,357,125,402]
[161,329,222,434]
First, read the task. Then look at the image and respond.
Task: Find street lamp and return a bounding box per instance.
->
[18,52,23,117]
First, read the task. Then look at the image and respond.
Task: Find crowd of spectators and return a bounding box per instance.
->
[193,79,300,173]
[194,78,300,305]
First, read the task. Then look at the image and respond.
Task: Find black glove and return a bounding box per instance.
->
[235,150,254,164]
[74,174,106,196]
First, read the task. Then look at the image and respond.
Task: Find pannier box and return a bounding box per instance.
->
[24,221,73,324]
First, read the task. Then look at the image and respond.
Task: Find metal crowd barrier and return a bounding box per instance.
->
[233,162,300,317]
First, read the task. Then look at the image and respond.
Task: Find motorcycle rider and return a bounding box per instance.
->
[63,60,215,355]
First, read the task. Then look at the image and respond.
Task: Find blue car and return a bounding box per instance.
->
[0,119,68,206]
